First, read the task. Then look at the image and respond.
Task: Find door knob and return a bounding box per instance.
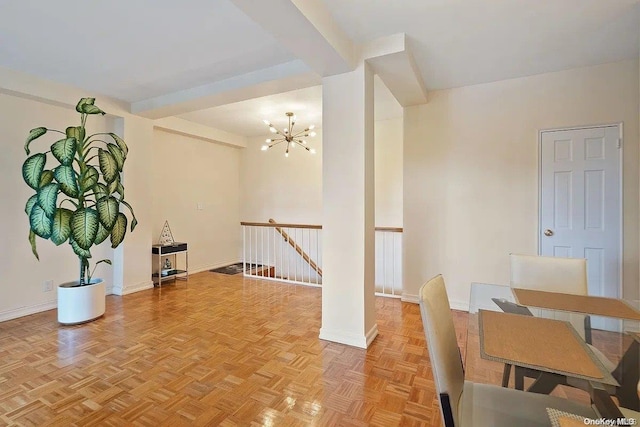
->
[544,229,554,237]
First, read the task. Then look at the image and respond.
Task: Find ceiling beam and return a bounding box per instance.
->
[153,117,247,148]
[0,66,131,117]
[0,66,247,147]
[363,34,428,107]
[131,60,320,119]
[230,0,356,76]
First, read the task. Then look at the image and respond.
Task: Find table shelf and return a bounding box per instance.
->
[152,243,188,287]
[152,269,187,279]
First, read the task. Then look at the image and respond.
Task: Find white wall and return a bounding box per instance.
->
[404,60,640,307]
[375,118,403,227]
[0,93,114,320]
[240,118,403,226]
[151,129,242,273]
[240,130,324,224]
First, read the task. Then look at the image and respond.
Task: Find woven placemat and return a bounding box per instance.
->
[558,417,588,427]
[513,288,640,321]
[479,310,613,380]
[547,408,587,427]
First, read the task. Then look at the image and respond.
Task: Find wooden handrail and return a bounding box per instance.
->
[241,221,322,229]
[268,219,323,277]
[240,222,403,233]
[375,226,403,232]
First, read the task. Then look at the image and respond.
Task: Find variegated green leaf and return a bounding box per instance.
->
[79,166,99,192]
[120,200,138,232]
[97,196,119,229]
[39,170,54,187]
[25,194,38,216]
[70,208,99,250]
[116,182,124,197]
[29,229,39,260]
[81,104,105,115]
[75,98,95,113]
[25,127,47,155]
[22,153,46,190]
[30,204,53,238]
[37,183,59,217]
[110,213,127,248]
[94,222,111,245]
[51,137,76,165]
[54,165,79,197]
[107,143,124,171]
[93,183,108,200]
[51,208,73,246]
[109,133,128,157]
[98,148,118,183]
[66,126,85,146]
[70,238,92,258]
[108,177,120,195]
[88,259,111,283]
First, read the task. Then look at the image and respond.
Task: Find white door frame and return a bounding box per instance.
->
[537,122,624,297]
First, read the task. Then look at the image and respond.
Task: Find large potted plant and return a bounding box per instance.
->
[22,98,137,324]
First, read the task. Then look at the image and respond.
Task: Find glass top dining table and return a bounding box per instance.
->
[464,282,640,415]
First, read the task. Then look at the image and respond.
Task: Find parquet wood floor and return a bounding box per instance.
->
[0,273,597,426]
[1,273,447,426]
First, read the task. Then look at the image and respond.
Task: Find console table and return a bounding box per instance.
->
[152,243,188,287]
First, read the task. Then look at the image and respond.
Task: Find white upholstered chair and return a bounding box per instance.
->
[510,253,588,294]
[510,253,593,345]
[508,254,616,391]
[418,274,597,426]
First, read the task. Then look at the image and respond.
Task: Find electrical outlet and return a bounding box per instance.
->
[43,280,54,292]
[197,203,204,210]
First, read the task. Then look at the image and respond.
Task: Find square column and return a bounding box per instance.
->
[111,116,154,295]
[319,62,377,348]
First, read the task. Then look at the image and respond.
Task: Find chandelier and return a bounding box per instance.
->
[261,112,316,157]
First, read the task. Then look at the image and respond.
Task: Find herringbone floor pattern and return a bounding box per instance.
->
[1,272,457,426]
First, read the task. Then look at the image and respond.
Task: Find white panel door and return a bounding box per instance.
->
[540,126,621,302]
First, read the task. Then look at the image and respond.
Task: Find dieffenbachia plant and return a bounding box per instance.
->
[23,98,137,285]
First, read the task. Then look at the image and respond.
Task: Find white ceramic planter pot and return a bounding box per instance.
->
[57,278,106,325]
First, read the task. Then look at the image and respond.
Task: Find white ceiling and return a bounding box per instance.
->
[0,0,638,134]
[179,76,403,137]
[0,0,294,102]
[324,0,640,90]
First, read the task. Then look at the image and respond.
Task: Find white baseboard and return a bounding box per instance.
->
[319,324,378,349]
[176,259,245,276]
[449,299,470,312]
[110,260,240,296]
[401,293,469,312]
[188,266,211,275]
[366,324,379,347]
[0,300,57,323]
[401,293,419,304]
[189,260,240,275]
[112,280,154,296]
